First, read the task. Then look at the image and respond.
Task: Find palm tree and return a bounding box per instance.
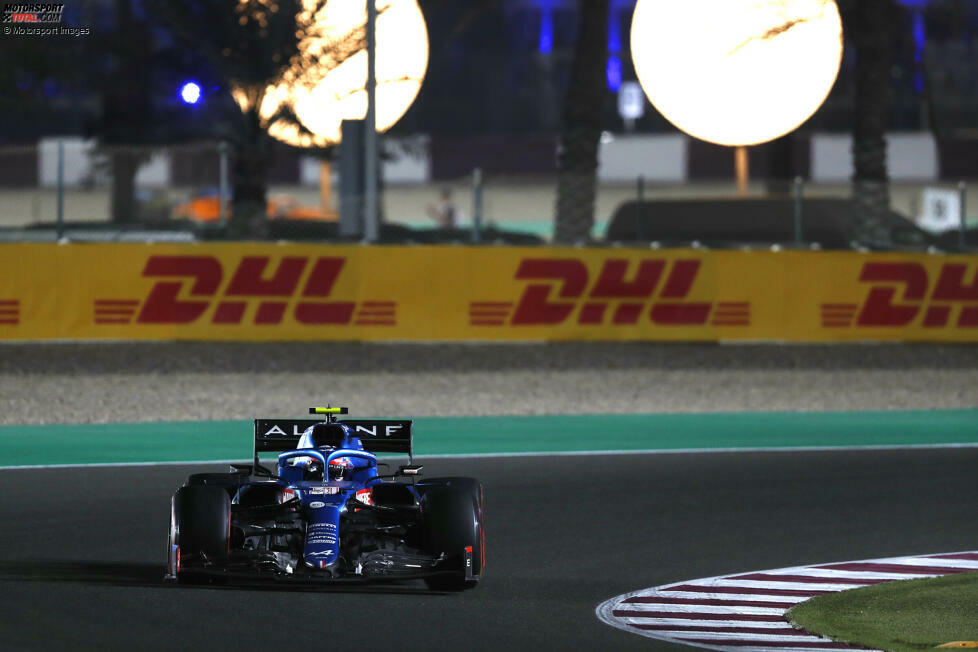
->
[554,0,609,244]
[150,0,370,237]
[101,0,154,224]
[849,0,896,246]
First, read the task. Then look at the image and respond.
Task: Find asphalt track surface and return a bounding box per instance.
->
[1,449,976,651]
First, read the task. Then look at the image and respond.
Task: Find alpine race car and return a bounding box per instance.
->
[165,407,485,590]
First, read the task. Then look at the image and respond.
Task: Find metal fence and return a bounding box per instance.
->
[0,136,974,249]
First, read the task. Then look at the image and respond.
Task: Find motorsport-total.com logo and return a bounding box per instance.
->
[2,3,63,23]
[3,3,90,36]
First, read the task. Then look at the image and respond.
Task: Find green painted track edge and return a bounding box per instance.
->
[1,408,976,468]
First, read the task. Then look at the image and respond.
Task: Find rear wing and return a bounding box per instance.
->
[253,418,413,460]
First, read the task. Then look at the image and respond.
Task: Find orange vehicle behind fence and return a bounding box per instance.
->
[173,195,337,223]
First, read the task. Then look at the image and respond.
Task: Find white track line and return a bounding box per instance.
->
[694,579,869,592]
[661,632,837,643]
[680,646,854,652]
[2,440,978,470]
[647,591,811,603]
[744,568,947,581]
[862,557,978,570]
[0,459,254,471]
[596,551,978,652]
[615,604,787,616]
[614,619,796,629]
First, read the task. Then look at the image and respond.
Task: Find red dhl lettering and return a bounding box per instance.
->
[96,255,396,327]
[0,299,20,326]
[471,258,749,327]
[821,262,978,329]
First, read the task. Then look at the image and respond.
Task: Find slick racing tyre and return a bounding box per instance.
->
[418,477,485,591]
[186,472,247,497]
[170,485,231,582]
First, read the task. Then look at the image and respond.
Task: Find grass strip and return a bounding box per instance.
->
[788,572,978,652]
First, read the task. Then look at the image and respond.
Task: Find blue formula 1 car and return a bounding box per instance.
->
[165,407,485,590]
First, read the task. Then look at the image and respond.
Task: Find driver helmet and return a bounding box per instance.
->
[327,456,354,481]
[293,423,354,480]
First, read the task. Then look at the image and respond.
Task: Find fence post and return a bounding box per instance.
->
[472,167,483,243]
[636,175,645,241]
[56,140,64,240]
[218,141,229,229]
[959,181,967,250]
[793,176,804,244]
[363,0,379,243]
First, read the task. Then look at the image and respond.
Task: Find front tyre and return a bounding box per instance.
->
[169,485,230,582]
[419,477,485,591]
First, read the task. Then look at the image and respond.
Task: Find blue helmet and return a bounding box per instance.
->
[294,423,354,481]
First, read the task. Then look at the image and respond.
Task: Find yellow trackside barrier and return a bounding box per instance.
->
[0,243,976,342]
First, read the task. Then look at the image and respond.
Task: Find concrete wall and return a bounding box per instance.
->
[810,132,939,182]
[597,134,686,182]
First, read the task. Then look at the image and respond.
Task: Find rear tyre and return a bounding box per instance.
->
[419,477,484,591]
[171,485,231,582]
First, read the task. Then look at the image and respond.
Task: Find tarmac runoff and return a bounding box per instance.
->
[2,405,975,648]
[596,552,978,652]
[0,408,976,469]
[0,447,973,650]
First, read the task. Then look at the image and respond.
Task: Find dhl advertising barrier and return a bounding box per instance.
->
[1,243,976,342]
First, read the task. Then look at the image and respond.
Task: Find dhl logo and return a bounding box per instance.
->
[822,262,978,329]
[97,255,396,326]
[470,258,750,327]
[0,299,19,326]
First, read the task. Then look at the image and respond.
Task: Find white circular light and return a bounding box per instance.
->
[180,82,202,105]
[235,0,428,148]
[630,0,843,146]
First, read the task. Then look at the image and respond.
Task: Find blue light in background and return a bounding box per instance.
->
[607,7,621,53]
[538,6,554,54]
[911,9,926,93]
[179,81,202,105]
[606,55,622,92]
[897,0,929,94]
[606,5,622,91]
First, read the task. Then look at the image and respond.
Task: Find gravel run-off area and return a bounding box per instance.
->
[0,342,975,425]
